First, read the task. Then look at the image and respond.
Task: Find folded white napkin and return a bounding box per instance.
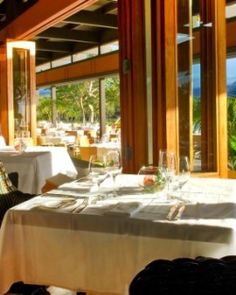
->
[34,197,83,212]
[135,201,236,221]
[182,202,236,219]
[104,201,144,217]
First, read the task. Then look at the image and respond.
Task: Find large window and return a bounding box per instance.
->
[177,0,218,173]
[227,57,236,171]
[226,1,236,172]
[36,75,120,139]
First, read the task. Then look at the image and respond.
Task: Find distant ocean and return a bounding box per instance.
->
[193,81,236,98]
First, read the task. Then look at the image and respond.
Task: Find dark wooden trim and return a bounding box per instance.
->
[151,0,167,165]
[36,52,119,87]
[118,0,148,173]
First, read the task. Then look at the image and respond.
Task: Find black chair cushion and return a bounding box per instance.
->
[8,172,19,188]
[6,281,50,295]
[0,190,35,227]
[129,256,236,295]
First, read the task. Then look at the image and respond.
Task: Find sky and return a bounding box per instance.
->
[226,58,236,84]
[192,57,236,87]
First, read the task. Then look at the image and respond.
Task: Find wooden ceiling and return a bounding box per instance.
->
[0,0,118,66]
[33,0,118,66]
[0,0,38,27]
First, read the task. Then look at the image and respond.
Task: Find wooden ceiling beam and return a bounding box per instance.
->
[36,39,73,53]
[64,10,117,29]
[36,51,53,60]
[99,28,118,43]
[38,27,99,44]
[71,42,96,53]
[98,1,117,14]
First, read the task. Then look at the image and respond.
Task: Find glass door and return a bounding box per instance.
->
[6,41,36,145]
[177,0,218,173]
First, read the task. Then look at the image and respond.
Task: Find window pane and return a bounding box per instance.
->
[100,41,119,54]
[51,56,71,68]
[72,47,99,62]
[36,62,51,73]
[177,0,217,172]
[13,48,31,137]
[226,0,236,171]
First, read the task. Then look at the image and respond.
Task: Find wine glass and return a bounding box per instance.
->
[177,156,190,189]
[105,150,122,194]
[138,165,158,175]
[89,154,107,191]
[158,149,176,191]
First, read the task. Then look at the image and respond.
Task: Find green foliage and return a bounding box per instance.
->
[37,96,52,121]
[105,77,120,123]
[228,97,236,170]
[56,80,99,123]
[193,97,201,133]
[37,76,120,125]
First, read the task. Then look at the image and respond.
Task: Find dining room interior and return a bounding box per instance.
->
[1,0,236,294]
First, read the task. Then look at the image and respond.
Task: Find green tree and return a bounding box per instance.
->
[37,76,121,127]
[37,96,52,121]
[105,76,120,123]
[56,80,99,124]
[228,97,236,170]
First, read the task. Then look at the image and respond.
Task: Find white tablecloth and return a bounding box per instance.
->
[91,142,120,158]
[0,146,77,194]
[0,176,236,294]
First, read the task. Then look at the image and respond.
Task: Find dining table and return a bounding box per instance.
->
[0,175,236,294]
[0,146,77,194]
[92,142,121,159]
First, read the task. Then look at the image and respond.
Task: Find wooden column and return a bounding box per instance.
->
[51,86,57,127]
[216,0,227,177]
[99,77,106,139]
[0,45,9,143]
[151,0,178,164]
[118,0,147,173]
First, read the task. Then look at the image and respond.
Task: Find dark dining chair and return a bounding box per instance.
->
[8,172,19,188]
[6,281,50,295]
[129,256,236,295]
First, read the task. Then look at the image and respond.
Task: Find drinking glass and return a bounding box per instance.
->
[138,165,165,192]
[177,156,190,189]
[138,165,158,175]
[89,154,107,191]
[158,149,176,191]
[105,150,122,193]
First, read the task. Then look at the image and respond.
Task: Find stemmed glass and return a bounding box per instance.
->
[105,150,122,194]
[177,156,190,189]
[158,149,176,191]
[89,154,107,192]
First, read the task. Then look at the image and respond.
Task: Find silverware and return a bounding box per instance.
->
[173,204,186,220]
[166,203,179,220]
[167,202,186,221]
[72,199,89,213]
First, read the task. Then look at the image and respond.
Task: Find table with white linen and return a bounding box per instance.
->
[91,142,120,158]
[0,146,77,194]
[0,176,236,294]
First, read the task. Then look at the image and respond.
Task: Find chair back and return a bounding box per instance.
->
[79,146,97,161]
[129,256,236,295]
